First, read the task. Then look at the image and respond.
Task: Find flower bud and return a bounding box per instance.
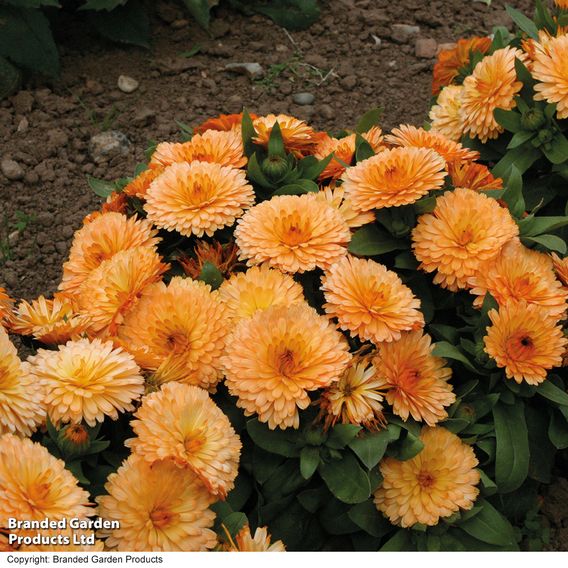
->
[520,108,546,131]
[57,423,90,458]
[261,156,290,181]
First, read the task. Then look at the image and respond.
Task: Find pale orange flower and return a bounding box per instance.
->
[461,47,526,142]
[484,301,567,385]
[179,240,240,280]
[373,331,455,426]
[234,194,351,273]
[224,526,285,552]
[60,212,160,295]
[144,161,254,238]
[127,382,241,499]
[123,166,165,200]
[0,287,13,328]
[412,188,519,291]
[432,36,492,94]
[316,185,375,229]
[118,277,227,390]
[374,427,480,527]
[193,112,257,134]
[429,85,466,142]
[448,161,503,191]
[253,114,319,157]
[222,303,351,430]
[469,240,568,319]
[552,253,568,287]
[341,147,447,211]
[321,255,424,344]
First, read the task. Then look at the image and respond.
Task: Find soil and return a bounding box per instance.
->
[2,0,566,552]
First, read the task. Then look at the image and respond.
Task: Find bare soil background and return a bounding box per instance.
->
[1,0,566,551]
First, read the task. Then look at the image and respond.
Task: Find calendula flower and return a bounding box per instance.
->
[321,255,424,344]
[118,277,228,390]
[123,166,165,200]
[194,112,257,134]
[412,188,519,291]
[235,194,351,273]
[60,212,160,295]
[374,427,480,527]
[144,161,254,238]
[179,240,240,280]
[28,338,144,426]
[318,354,386,430]
[97,456,217,552]
[373,331,455,426]
[223,303,351,430]
[341,147,447,212]
[448,161,503,191]
[484,301,567,385]
[0,328,44,437]
[150,129,247,169]
[0,434,92,525]
[461,47,525,142]
[533,34,568,119]
[316,185,376,229]
[253,114,319,157]
[11,295,90,344]
[385,125,478,165]
[552,253,568,287]
[469,240,568,319]
[432,36,492,94]
[219,265,305,324]
[555,0,568,9]
[224,526,286,552]
[127,382,241,499]
[429,85,466,142]
[0,287,13,328]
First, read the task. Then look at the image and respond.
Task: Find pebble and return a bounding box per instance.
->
[171,19,189,29]
[8,231,19,246]
[132,107,156,125]
[371,34,382,47]
[341,75,358,89]
[55,241,68,255]
[16,118,28,133]
[117,75,139,93]
[3,270,18,289]
[89,131,131,163]
[390,23,420,44]
[415,38,438,59]
[293,92,315,105]
[1,157,24,180]
[320,104,335,120]
[224,62,264,79]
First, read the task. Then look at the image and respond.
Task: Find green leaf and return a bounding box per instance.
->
[326,424,362,450]
[355,107,383,134]
[197,261,223,290]
[241,109,256,157]
[395,430,424,461]
[432,341,481,374]
[297,486,329,513]
[537,380,568,407]
[89,0,150,48]
[220,512,248,538]
[87,175,115,198]
[179,44,202,58]
[267,121,285,158]
[549,409,568,450]
[246,153,272,188]
[348,224,406,256]
[492,145,540,179]
[493,108,522,133]
[459,499,518,549]
[507,130,534,150]
[478,470,498,496]
[379,529,412,551]
[226,473,252,511]
[500,165,525,218]
[354,133,375,163]
[0,55,20,100]
[246,419,301,457]
[518,215,568,237]
[298,153,334,180]
[523,234,567,254]
[180,0,216,29]
[542,132,568,164]
[65,461,90,485]
[348,500,391,537]
[413,195,437,214]
[506,6,539,39]
[319,452,371,504]
[348,430,390,470]
[231,0,320,31]
[81,0,127,10]
[493,401,529,493]
[0,6,59,76]
[272,179,319,196]
[299,446,320,479]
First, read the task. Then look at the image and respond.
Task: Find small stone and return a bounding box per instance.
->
[89,131,131,163]
[3,270,18,289]
[171,19,189,29]
[437,42,457,54]
[132,107,156,125]
[390,23,420,44]
[12,91,34,114]
[341,75,357,89]
[16,118,28,133]
[62,225,75,239]
[415,38,438,59]
[320,103,335,120]
[292,92,315,105]
[85,80,104,95]
[1,158,24,180]
[371,34,382,47]
[8,231,19,247]
[55,241,68,255]
[388,60,397,68]
[117,75,139,93]
[224,62,264,79]
[47,129,69,148]
[280,82,293,95]
[36,212,52,227]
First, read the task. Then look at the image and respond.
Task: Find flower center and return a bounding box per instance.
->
[165,330,189,352]
[505,333,535,360]
[456,227,474,247]
[282,224,307,247]
[149,507,178,529]
[183,433,205,454]
[417,471,435,488]
[26,482,51,509]
[277,348,296,377]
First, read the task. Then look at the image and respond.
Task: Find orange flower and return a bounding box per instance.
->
[123,166,165,200]
[193,112,257,134]
[432,36,492,94]
[552,253,568,287]
[373,331,455,426]
[0,287,13,328]
[318,353,386,430]
[448,161,503,191]
[11,295,91,344]
[222,303,351,430]
[341,147,447,211]
[179,240,240,280]
[555,0,568,8]
[76,247,169,337]
[126,382,241,499]
[316,185,375,229]
[224,525,285,552]
[219,264,305,324]
[234,194,351,273]
[533,34,568,119]
[412,188,519,291]
[484,301,567,385]
[60,212,160,295]
[429,85,466,142]
[461,47,525,142]
[150,129,247,169]
[374,427,480,527]
[385,125,479,165]
[117,277,228,390]
[253,114,319,157]
[144,161,254,238]
[321,255,424,344]
[469,240,568,319]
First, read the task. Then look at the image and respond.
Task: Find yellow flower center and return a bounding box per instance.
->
[184,433,205,454]
[276,348,297,377]
[417,471,435,488]
[26,481,51,510]
[456,227,475,247]
[282,224,307,247]
[149,506,178,529]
